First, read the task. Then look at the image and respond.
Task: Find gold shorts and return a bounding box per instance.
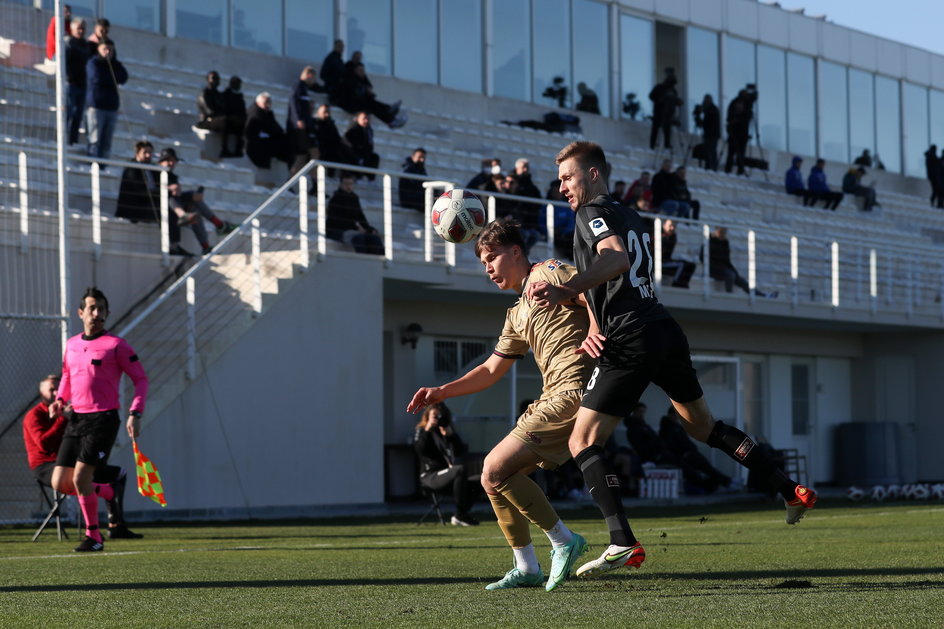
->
[510,390,583,469]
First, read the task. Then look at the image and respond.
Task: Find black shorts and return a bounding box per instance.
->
[55,409,121,468]
[582,318,704,417]
[32,461,57,486]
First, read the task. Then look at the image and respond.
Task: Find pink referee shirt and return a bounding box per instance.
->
[57,332,148,414]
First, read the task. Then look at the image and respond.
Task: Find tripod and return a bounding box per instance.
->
[745,104,770,182]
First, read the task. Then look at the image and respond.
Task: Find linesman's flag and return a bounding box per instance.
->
[133,440,167,507]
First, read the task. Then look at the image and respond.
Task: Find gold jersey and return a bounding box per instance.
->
[493,259,596,397]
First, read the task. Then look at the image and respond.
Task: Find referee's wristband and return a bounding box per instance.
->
[129,410,142,418]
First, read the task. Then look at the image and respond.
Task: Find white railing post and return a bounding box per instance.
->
[91,162,102,261]
[653,217,663,293]
[424,184,435,263]
[186,277,196,380]
[383,174,393,261]
[747,230,756,304]
[545,203,555,261]
[18,151,28,253]
[317,165,327,257]
[298,174,310,270]
[830,241,839,308]
[251,218,262,316]
[702,223,711,299]
[869,249,878,315]
[487,195,496,223]
[160,170,170,267]
[790,236,798,308]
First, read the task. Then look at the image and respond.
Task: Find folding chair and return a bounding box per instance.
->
[32,480,69,542]
[416,485,446,526]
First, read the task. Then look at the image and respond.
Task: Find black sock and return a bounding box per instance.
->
[706,421,798,500]
[574,445,636,547]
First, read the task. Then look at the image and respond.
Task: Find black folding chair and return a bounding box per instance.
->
[416,485,446,525]
[32,480,69,542]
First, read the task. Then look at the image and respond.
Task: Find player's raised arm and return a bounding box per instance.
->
[406,353,515,414]
[527,235,629,308]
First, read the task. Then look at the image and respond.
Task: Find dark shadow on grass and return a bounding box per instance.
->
[613,566,944,583]
[0,576,483,593]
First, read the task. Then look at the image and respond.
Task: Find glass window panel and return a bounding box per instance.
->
[787,52,815,157]
[931,90,944,151]
[685,26,718,123]
[492,0,530,101]
[285,0,333,61]
[44,0,95,19]
[848,69,875,162]
[232,0,282,55]
[346,0,392,75]
[874,76,901,173]
[756,45,786,152]
[394,0,438,83]
[723,36,755,112]
[441,0,482,92]
[176,0,228,45]
[902,82,929,177]
[572,0,609,116]
[533,0,571,108]
[818,61,848,162]
[103,0,160,33]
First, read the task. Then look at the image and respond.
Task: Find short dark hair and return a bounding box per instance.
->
[135,140,153,153]
[79,286,108,311]
[96,18,110,28]
[555,141,609,178]
[474,219,527,258]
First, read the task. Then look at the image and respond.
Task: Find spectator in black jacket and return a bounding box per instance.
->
[286,66,321,180]
[412,402,479,527]
[399,147,427,212]
[313,104,356,176]
[660,219,696,288]
[704,226,777,298]
[467,158,502,191]
[320,39,345,101]
[65,18,90,146]
[696,94,721,171]
[195,71,242,158]
[326,175,383,254]
[925,145,944,209]
[335,61,406,128]
[669,166,700,220]
[508,158,543,252]
[222,76,246,157]
[648,71,682,150]
[344,111,380,181]
[85,40,127,160]
[245,92,289,171]
[116,141,159,223]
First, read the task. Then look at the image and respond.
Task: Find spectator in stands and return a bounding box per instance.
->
[313,104,356,176]
[222,76,246,157]
[622,171,653,209]
[85,40,127,161]
[116,140,159,223]
[321,39,346,101]
[509,158,544,252]
[23,373,142,539]
[467,158,502,191]
[925,145,944,209]
[65,17,90,146]
[158,148,236,256]
[696,94,721,171]
[326,175,383,255]
[648,70,682,150]
[87,17,110,46]
[669,166,700,220]
[45,4,72,60]
[196,71,242,159]
[659,406,733,492]
[335,62,406,128]
[853,149,873,168]
[651,160,674,212]
[704,226,777,298]
[611,180,627,201]
[344,111,380,181]
[784,156,812,206]
[575,82,600,114]
[661,219,696,289]
[842,167,878,212]
[245,92,289,172]
[651,160,691,218]
[807,158,843,210]
[287,66,321,180]
[725,89,753,176]
[399,147,427,212]
[548,179,574,260]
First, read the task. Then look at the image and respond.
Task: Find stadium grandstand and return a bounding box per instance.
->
[1,0,943,524]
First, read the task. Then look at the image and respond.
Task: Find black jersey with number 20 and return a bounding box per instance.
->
[573,194,669,338]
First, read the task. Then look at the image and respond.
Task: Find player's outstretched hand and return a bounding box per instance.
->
[527,280,569,308]
[407,387,443,414]
[576,332,606,358]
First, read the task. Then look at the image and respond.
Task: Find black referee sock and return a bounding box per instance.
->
[574,445,637,547]
[706,421,798,500]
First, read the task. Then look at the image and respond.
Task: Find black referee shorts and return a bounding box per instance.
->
[582,317,704,417]
[55,409,121,468]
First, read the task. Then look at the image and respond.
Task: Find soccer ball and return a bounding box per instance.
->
[431,189,487,244]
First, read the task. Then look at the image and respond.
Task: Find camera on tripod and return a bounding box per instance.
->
[542,76,567,108]
[692,104,704,129]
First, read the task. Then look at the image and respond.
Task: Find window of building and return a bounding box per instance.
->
[685,26,718,123]
[491,0,531,101]
[931,90,944,155]
[393,0,438,84]
[571,0,609,116]
[791,363,811,436]
[440,0,482,93]
[848,68,876,162]
[756,45,786,152]
[177,0,228,45]
[787,52,816,157]
[875,75,901,173]
[533,0,571,109]
[103,0,160,33]
[346,0,392,75]
[232,0,282,55]
[741,358,765,438]
[433,338,491,380]
[285,0,333,61]
[902,82,930,177]
[818,61,849,162]
[723,36,755,111]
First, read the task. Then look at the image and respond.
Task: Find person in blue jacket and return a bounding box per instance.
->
[807,158,843,210]
[784,156,811,206]
[85,40,128,160]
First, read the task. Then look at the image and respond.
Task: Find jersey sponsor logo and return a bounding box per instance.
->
[545,258,564,270]
[605,474,620,488]
[734,437,755,460]
[526,431,543,444]
[589,217,609,236]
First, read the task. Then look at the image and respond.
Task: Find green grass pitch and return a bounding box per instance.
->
[1,501,942,628]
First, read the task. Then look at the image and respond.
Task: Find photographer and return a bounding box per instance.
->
[542,77,567,108]
[413,402,478,527]
[724,86,756,176]
[649,70,682,150]
[693,94,720,171]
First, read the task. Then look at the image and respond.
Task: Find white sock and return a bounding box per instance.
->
[545,519,574,547]
[512,544,541,574]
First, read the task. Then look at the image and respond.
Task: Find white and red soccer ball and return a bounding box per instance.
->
[431,189,487,244]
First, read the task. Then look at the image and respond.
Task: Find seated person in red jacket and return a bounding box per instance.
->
[22,374,141,539]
